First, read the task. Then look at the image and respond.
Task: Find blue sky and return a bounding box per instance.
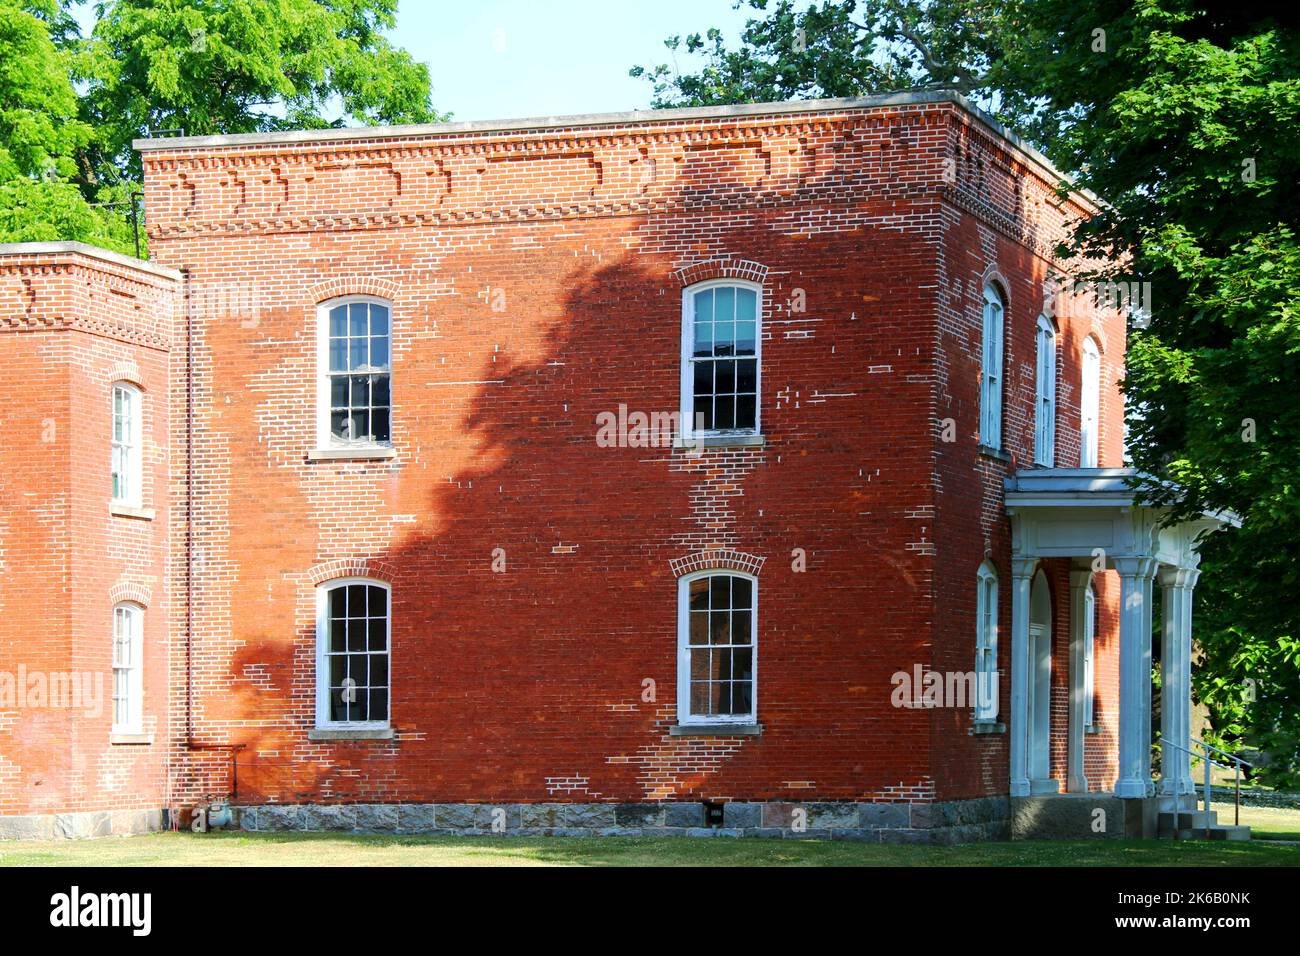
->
[389,0,755,121]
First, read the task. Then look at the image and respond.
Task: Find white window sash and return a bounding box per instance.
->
[676,572,758,725]
[315,579,392,730]
[111,385,141,506]
[1083,586,1096,726]
[680,281,763,441]
[112,605,143,732]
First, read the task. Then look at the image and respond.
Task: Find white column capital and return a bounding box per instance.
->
[1068,568,1093,590]
[1011,556,1038,580]
[1112,555,1158,580]
[1157,565,1200,590]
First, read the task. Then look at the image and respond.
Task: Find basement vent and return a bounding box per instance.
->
[702,800,725,828]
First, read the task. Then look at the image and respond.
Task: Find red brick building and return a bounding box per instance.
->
[0,93,1223,841]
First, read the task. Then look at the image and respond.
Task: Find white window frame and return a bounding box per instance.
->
[317,296,393,450]
[315,577,392,730]
[676,570,758,726]
[112,603,144,733]
[975,561,999,722]
[1083,582,1097,726]
[1034,315,1057,466]
[979,284,1005,449]
[1080,336,1101,467]
[680,279,763,441]
[111,382,143,507]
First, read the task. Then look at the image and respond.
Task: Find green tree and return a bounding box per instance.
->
[635,0,1300,785]
[0,0,442,253]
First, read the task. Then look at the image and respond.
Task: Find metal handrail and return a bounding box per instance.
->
[1190,736,1255,769]
[1159,735,1252,834]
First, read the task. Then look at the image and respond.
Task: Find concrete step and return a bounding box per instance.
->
[1166,825,1251,841]
[1158,810,1218,829]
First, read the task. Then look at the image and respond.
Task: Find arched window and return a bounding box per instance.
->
[980,284,1005,449]
[316,579,391,728]
[1034,315,1057,466]
[319,298,392,448]
[681,281,761,439]
[1080,336,1101,467]
[677,571,757,725]
[112,603,144,732]
[975,561,999,722]
[111,382,142,506]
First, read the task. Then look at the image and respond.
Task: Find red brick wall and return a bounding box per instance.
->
[131,101,1124,808]
[0,248,177,816]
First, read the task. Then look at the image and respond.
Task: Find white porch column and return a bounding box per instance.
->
[1114,556,1157,798]
[1158,565,1200,796]
[1067,567,1092,793]
[1009,557,1037,797]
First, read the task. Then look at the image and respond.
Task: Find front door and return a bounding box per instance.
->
[1028,571,1057,791]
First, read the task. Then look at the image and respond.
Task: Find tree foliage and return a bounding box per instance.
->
[0,0,441,252]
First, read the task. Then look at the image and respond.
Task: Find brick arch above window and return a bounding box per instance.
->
[979,265,1011,307]
[674,258,769,288]
[305,276,400,306]
[308,558,399,587]
[106,360,144,388]
[670,549,766,578]
[109,581,153,608]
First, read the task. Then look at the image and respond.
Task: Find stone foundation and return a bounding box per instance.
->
[0,808,166,840]
[1011,794,1158,840]
[235,797,1011,844]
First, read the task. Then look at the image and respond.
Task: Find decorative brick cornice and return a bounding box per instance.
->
[674,258,769,288]
[307,558,400,586]
[670,549,766,578]
[109,581,153,608]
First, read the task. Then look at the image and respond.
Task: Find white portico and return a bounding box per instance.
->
[1003,468,1236,802]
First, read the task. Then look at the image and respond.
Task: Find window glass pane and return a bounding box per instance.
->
[329,338,346,372]
[731,609,752,643]
[693,361,712,398]
[715,360,736,394]
[709,575,730,610]
[733,575,752,612]
[371,375,390,408]
[349,337,368,370]
[689,578,709,611]
[367,618,386,651]
[713,321,735,356]
[690,648,710,680]
[714,397,736,430]
[735,396,756,430]
[370,654,388,687]
[370,335,389,369]
[715,286,735,323]
[369,305,389,337]
[732,681,752,715]
[690,683,711,715]
[710,611,731,645]
[693,319,713,357]
[694,289,713,325]
[330,306,348,337]
[349,302,368,337]
[732,647,753,681]
[689,611,708,645]
[735,321,756,355]
[330,376,348,408]
[735,288,756,323]
[370,408,390,443]
[368,690,388,722]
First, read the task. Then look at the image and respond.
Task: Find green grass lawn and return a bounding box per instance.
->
[2,830,1299,866]
[1211,801,1300,841]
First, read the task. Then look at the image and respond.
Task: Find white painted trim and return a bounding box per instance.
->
[980,284,1004,449]
[676,569,758,727]
[1034,315,1057,466]
[314,577,392,731]
[680,279,763,443]
[316,296,394,452]
[974,561,999,722]
[1080,336,1101,468]
[110,382,143,509]
[111,602,144,734]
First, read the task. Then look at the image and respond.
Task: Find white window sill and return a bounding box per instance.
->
[977,444,1010,462]
[970,720,1006,736]
[673,434,766,450]
[669,723,763,737]
[109,502,155,521]
[110,731,154,745]
[308,727,394,741]
[1085,723,1104,735]
[307,446,396,462]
